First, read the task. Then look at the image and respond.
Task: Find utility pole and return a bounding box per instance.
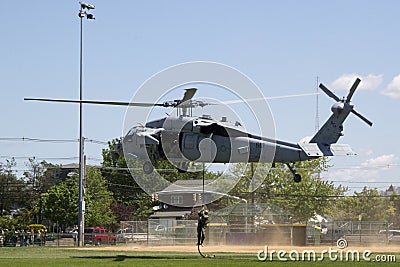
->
[77,1,95,247]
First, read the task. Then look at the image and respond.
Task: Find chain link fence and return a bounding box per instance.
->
[117,221,148,244]
[306,220,393,246]
[147,219,197,246]
[1,215,395,247]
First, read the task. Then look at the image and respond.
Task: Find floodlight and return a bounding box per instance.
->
[78,11,86,18]
[80,2,95,10]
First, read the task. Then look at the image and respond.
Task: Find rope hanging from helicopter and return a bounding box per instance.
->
[197,206,214,258]
[196,162,215,258]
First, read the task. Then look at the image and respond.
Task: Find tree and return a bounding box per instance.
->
[84,167,115,226]
[128,192,154,220]
[335,187,395,222]
[388,192,400,227]
[38,166,115,228]
[22,158,63,223]
[0,158,26,216]
[111,203,134,222]
[229,158,347,223]
[101,138,142,203]
[38,181,78,227]
[23,158,63,197]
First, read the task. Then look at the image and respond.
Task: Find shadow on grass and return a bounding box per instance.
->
[70,253,258,263]
[71,254,200,261]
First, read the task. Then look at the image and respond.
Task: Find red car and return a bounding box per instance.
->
[84,227,116,246]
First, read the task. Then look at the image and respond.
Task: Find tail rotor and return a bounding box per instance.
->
[319,78,373,127]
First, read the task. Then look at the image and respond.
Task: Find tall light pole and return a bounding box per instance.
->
[77,1,95,247]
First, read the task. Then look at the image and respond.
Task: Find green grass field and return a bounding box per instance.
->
[0,247,398,267]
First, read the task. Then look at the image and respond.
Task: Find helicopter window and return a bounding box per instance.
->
[126,129,135,136]
[199,123,229,137]
[182,121,193,131]
[199,123,246,138]
[184,134,196,149]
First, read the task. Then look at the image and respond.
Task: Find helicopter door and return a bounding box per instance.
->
[181,133,200,161]
[183,134,196,149]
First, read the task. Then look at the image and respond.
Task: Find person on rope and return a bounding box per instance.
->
[197,206,209,246]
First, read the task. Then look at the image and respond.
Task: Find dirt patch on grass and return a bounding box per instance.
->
[75,244,400,253]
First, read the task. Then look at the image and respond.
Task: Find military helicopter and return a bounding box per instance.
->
[25,78,372,182]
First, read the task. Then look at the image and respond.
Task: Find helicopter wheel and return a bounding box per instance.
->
[143,161,154,174]
[294,173,301,183]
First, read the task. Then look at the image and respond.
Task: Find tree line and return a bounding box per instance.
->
[1,138,399,231]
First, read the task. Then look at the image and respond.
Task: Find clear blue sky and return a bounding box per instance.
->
[1,1,399,192]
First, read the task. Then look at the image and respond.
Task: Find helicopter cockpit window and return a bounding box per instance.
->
[125,129,137,141]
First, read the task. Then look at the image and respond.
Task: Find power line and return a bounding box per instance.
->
[106,182,141,189]
[0,137,108,145]
[264,193,400,199]
[0,156,102,161]
[330,180,400,184]
[0,137,77,143]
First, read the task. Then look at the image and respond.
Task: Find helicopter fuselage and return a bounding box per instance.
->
[122,114,312,168]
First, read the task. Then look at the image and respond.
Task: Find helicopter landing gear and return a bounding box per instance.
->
[294,173,302,183]
[285,163,301,183]
[143,161,154,174]
[176,162,189,173]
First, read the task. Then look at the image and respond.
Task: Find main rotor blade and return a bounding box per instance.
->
[215,92,320,105]
[351,109,373,126]
[319,83,340,102]
[346,78,361,102]
[181,88,197,103]
[24,98,165,107]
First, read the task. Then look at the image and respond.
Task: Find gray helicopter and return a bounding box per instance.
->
[25,78,372,182]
